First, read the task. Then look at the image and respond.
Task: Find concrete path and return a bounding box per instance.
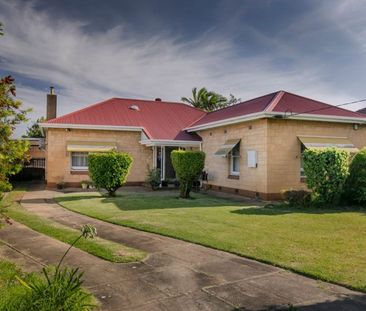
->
[1,188,366,310]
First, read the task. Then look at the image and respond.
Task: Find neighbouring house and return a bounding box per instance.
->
[40,89,366,199]
[11,137,46,181]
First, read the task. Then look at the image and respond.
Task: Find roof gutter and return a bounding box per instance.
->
[139,139,201,147]
[39,123,144,132]
[185,112,366,132]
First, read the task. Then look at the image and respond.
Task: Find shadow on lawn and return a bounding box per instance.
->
[231,205,366,216]
[55,193,249,211]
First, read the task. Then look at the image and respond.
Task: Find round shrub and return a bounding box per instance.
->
[344,148,366,205]
[303,148,349,206]
[282,190,312,208]
[171,150,205,198]
[88,152,133,196]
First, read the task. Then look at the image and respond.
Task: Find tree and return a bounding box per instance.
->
[88,152,133,196]
[303,148,349,206]
[0,76,30,194]
[0,22,30,197]
[171,150,205,198]
[23,117,45,138]
[344,148,366,205]
[181,87,241,112]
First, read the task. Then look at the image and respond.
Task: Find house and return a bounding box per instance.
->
[11,137,46,181]
[40,89,366,199]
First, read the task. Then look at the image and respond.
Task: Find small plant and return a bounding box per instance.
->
[56,181,66,190]
[88,151,133,196]
[282,190,311,208]
[88,181,95,189]
[145,167,161,190]
[303,148,349,206]
[171,150,205,198]
[14,225,98,311]
[81,181,89,190]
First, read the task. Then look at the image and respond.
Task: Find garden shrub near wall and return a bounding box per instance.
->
[344,148,366,205]
[171,150,205,198]
[88,152,132,196]
[303,148,349,206]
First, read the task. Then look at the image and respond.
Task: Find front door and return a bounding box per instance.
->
[165,147,179,180]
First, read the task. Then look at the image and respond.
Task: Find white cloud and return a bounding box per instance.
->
[1,0,366,137]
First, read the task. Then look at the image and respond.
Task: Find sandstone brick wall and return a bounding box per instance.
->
[45,128,152,186]
[266,119,366,194]
[198,118,366,199]
[198,119,269,197]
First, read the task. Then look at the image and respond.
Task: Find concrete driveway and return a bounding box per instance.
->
[0,187,366,310]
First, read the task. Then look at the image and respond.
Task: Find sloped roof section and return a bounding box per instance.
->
[189,91,366,129]
[357,107,366,115]
[45,98,206,141]
[190,92,278,127]
[272,92,366,118]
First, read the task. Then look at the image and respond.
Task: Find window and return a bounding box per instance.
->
[230,143,240,175]
[71,152,89,170]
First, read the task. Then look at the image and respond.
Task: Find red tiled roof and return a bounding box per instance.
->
[46,98,206,141]
[190,91,365,127]
[47,92,366,140]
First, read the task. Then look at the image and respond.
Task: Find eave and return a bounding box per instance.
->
[185,112,366,132]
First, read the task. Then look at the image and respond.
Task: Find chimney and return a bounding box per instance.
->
[46,86,57,120]
[155,98,162,102]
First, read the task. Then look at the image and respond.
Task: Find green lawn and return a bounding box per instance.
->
[56,190,366,292]
[1,191,145,263]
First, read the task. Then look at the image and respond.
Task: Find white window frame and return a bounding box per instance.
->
[230,144,240,176]
[70,152,89,170]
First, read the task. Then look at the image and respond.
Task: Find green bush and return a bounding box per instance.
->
[282,190,312,208]
[303,148,349,206]
[344,148,366,205]
[88,152,132,196]
[145,167,161,190]
[171,150,205,198]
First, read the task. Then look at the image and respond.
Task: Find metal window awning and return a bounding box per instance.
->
[66,141,117,152]
[298,136,359,153]
[214,139,241,157]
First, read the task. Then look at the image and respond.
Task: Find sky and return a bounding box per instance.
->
[1,0,366,136]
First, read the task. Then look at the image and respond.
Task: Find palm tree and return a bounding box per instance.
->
[181,87,228,112]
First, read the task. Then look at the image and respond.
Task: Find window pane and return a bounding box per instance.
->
[233,156,240,172]
[232,144,240,156]
[71,152,88,168]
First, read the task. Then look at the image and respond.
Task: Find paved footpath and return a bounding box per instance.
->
[1,188,366,310]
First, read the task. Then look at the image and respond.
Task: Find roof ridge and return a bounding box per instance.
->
[112,97,206,112]
[264,91,285,112]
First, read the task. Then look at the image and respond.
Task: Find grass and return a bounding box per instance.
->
[1,191,145,263]
[56,190,366,292]
[0,256,97,310]
[0,257,38,309]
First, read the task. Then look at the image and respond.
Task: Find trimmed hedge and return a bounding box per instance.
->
[344,148,366,205]
[303,148,349,206]
[171,150,205,198]
[88,152,132,196]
